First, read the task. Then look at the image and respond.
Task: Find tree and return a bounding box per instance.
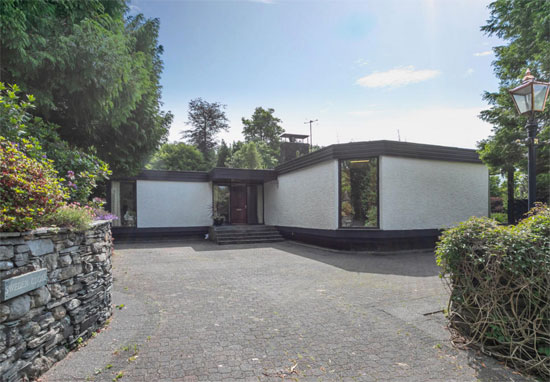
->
[242,107,284,151]
[0,83,111,204]
[478,0,550,222]
[0,0,172,175]
[215,140,231,168]
[182,98,229,159]
[478,129,524,223]
[255,141,278,169]
[146,142,208,172]
[226,142,264,169]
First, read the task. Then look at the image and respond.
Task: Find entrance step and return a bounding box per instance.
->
[209,225,284,245]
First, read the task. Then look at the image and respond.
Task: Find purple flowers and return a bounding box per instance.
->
[94,212,118,221]
[66,170,75,180]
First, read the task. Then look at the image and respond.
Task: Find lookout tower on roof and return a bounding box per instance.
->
[280,133,309,164]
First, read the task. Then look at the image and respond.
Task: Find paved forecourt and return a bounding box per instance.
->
[42,240,534,382]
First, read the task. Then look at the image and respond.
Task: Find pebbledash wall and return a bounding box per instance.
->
[378,156,489,230]
[264,160,339,230]
[0,221,113,381]
[109,141,490,249]
[137,180,212,228]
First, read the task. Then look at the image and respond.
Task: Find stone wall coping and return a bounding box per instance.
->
[0,220,112,239]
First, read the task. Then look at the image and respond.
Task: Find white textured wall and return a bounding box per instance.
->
[265,160,339,229]
[379,156,489,230]
[136,180,212,228]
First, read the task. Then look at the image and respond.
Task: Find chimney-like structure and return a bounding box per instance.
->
[279,133,309,164]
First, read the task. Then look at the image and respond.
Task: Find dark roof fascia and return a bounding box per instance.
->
[276,140,482,174]
[209,167,278,183]
[112,141,482,182]
[112,169,209,182]
[113,168,278,183]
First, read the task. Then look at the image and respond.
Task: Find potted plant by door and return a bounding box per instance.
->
[213,214,225,226]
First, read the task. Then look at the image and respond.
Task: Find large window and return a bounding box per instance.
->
[213,184,230,224]
[340,158,378,228]
[110,181,137,227]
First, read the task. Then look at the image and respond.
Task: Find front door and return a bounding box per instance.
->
[230,185,247,224]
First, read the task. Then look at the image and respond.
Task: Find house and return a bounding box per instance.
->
[107,140,489,250]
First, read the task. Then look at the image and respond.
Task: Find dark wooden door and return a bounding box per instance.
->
[230,185,247,224]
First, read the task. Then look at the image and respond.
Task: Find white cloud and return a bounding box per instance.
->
[356,66,440,88]
[474,50,492,57]
[464,68,474,77]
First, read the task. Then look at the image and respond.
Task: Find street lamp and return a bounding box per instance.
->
[509,69,550,210]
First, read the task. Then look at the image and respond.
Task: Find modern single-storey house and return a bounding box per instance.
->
[107,140,489,250]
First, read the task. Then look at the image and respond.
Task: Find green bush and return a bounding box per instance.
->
[46,203,94,232]
[0,137,67,231]
[436,204,550,378]
[0,83,111,204]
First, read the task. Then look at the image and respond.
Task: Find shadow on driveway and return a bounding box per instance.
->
[115,238,440,278]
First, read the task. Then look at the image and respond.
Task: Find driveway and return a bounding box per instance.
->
[42,240,533,382]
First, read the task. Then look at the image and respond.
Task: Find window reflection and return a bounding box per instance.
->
[213,185,230,224]
[340,158,378,228]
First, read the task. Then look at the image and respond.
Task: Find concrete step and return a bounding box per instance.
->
[211,225,284,245]
[215,232,283,239]
[217,238,285,245]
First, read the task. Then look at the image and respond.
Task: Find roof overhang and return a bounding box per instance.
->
[276,140,483,174]
[209,168,277,183]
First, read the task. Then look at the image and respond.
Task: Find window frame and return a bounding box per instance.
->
[337,157,380,230]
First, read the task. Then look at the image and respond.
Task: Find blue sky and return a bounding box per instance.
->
[129,0,502,149]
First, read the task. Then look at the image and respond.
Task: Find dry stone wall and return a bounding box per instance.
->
[0,221,113,381]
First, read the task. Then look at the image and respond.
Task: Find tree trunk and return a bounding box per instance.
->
[507,167,515,224]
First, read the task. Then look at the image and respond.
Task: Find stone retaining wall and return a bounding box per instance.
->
[0,221,113,381]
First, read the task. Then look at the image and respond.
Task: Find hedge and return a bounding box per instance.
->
[436,204,550,378]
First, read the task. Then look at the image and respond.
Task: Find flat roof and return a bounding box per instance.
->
[113,140,482,182]
[281,133,309,139]
[276,140,482,174]
[113,168,277,183]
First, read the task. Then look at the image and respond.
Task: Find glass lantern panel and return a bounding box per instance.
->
[533,84,549,111]
[513,93,531,114]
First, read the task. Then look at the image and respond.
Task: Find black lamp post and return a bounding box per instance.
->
[509,69,550,210]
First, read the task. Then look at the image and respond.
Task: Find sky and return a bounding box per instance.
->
[129,0,503,149]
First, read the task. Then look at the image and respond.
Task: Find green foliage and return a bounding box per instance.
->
[0,137,67,232]
[242,107,284,151]
[478,0,550,208]
[0,83,111,204]
[226,141,264,169]
[0,0,172,175]
[46,203,95,232]
[215,140,231,168]
[182,98,229,158]
[255,141,278,169]
[436,204,550,378]
[146,142,208,171]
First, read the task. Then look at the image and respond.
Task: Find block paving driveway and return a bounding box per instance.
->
[42,240,535,382]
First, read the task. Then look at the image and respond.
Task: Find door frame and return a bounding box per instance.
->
[230,184,248,224]
[212,181,265,225]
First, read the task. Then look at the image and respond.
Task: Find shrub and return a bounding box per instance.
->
[0,138,68,231]
[0,83,111,204]
[46,203,94,232]
[88,198,117,221]
[436,204,550,378]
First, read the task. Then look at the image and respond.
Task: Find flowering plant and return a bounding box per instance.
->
[46,203,94,231]
[0,137,68,231]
